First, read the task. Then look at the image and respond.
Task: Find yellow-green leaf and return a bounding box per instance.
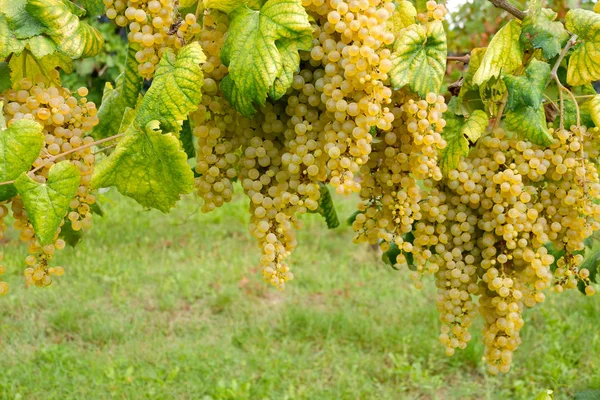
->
[387,0,416,38]
[472,20,523,87]
[26,35,58,58]
[135,42,206,136]
[505,104,552,146]
[93,45,143,139]
[439,115,469,175]
[308,183,339,229]
[26,0,104,58]
[0,14,25,58]
[504,59,550,111]
[521,0,569,59]
[14,161,80,246]
[595,1,600,14]
[565,9,600,86]
[0,0,46,39]
[390,21,447,97]
[0,104,44,201]
[0,63,10,92]
[204,0,263,12]
[220,0,312,117]
[461,110,489,142]
[91,121,195,213]
[8,50,72,87]
[589,94,600,127]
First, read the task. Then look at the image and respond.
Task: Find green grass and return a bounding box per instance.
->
[0,189,598,400]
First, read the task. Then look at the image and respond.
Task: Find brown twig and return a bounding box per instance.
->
[447,54,471,64]
[488,0,525,20]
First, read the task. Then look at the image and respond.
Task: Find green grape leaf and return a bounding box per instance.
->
[462,47,486,90]
[472,20,523,87]
[561,99,595,129]
[26,0,104,59]
[382,232,415,270]
[589,94,600,127]
[390,20,447,97]
[577,244,600,294]
[14,161,81,246]
[26,35,58,58]
[0,107,44,202]
[461,110,489,142]
[93,45,143,139]
[565,9,600,86]
[505,104,552,146]
[91,121,195,213]
[77,0,105,17]
[0,14,25,58]
[0,63,11,93]
[59,219,84,247]
[8,50,72,87]
[267,37,303,100]
[204,0,264,12]
[543,241,566,272]
[521,0,569,59]
[219,0,312,117]
[180,118,196,160]
[439,114,469,175]
[135,42,206,136]
[346,210,363,226]
[0,0,46,39]
[310,184,339,229]
[504,59,551,111]
[387,0,416,38]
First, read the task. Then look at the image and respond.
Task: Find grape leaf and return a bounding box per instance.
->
[505,104,552,146]
[439,114,469,175]
[577,244,600,294]
[390,21,447,97]
[93,45,143,139]
[0,0,46,39]
[589,94,600,127]
[267,37,303,100]
[387,0,416,38]
[219,0,312,117]
[0,14,25,58]
[309,184,339,229]
[8,50,72,87]
[0,63,10,92]
[521,0,569,59]
[561,99,595,129]
[77,0,105,18]
[0,105,44,202]
[26,0,104,59]
[91,121,195,213]
[135,42,206,136]
[14,161,81,246]
[504,59,550,111]
[180,118,196,160]
[204,0,264,12]
[59,219,83,247]
[565,9,600,86]
[346,210,363,226]
[473,20,523,86]
[26,35,58,58]
[461,110,489,142]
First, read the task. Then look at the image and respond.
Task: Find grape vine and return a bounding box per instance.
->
[1,0,600,374]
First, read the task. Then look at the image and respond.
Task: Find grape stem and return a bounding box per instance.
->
[447,54,470,64]
[0,133,125,187]
[487,0,525,20]
[548,34,579,131]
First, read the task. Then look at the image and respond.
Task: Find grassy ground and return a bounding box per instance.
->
[0,189,598,400]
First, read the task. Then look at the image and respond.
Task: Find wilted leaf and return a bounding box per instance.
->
[565,9,600,86]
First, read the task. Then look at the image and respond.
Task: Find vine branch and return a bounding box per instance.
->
[447,54,471,64]
[488,0,525,20]
[548,34,578,131]
[0,133,124,187]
